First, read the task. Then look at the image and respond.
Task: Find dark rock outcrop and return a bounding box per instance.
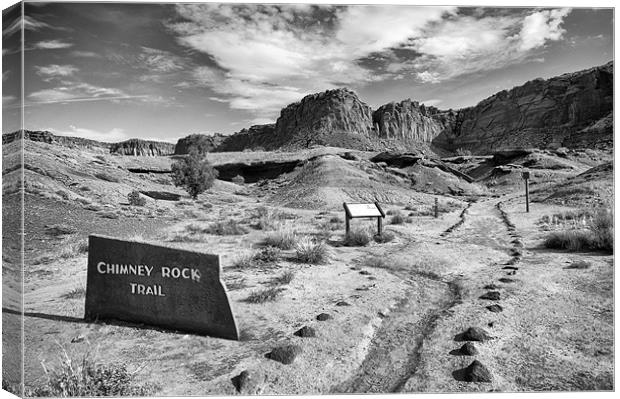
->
[435,61,613,153]
[110,139,174,156]
[173,133,227,155]
[373,99,454,143]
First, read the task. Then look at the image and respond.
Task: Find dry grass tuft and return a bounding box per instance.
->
[62,286,87,300]
[374,230,395,243]
[263,226,298,249]
[343,228,372,246]
[271,270,295,286]
[244,287,285,303]
[544,208,613,253]
[294,237,329,264]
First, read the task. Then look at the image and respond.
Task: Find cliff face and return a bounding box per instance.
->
[372,100,455,143]
[216,124,275,152]
[110,139,175,156]
[434,61,613,153]
[174,134,227,155]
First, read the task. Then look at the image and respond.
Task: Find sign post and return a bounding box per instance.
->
[343,202,386,236]
[521,171,530,213]
[85,235,239,340]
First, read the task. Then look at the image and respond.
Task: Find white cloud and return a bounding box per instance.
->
[420,98,442,107]
[27,81,143,105]
[71,50,101,58]
[169,4,453,119]
[52,126,128,143]
[35,64,79,77]
[32,40,73,50]
[137,46,186,72]
[519,8,571,51]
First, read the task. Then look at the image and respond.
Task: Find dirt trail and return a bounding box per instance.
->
[336,195,523,393]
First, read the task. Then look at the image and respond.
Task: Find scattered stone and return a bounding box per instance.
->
[565,260,591,269]
[499,277,516,283]
[484,284,499,290]
[488,322,494,328]
[510,248,522,257]
[231,370,265,394]
[506,270,517,276]
[502,266,518,270]
[463,360,492,382]
[458,327,491,342]
[367,276,376,280]
[480,291,501,301]
[336,301,350,307]
[459,342,478,356]
[486,304,503,313]
[316,313,332,321]
[265,345,302,364]
[505,258,519,266]
[71,335,85,343]
[359,270,371,275]
[294,326,316,338]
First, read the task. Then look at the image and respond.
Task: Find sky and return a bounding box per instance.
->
[1,1,615,143]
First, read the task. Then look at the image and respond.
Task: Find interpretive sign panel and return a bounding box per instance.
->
[85,235,239,340]
[344,203,384,218]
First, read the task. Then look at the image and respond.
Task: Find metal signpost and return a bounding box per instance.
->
[522,170,530,212]
[343,202,386,236]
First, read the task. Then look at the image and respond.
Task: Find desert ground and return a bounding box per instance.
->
[2,138,614,395]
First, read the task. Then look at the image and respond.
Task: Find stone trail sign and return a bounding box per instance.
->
[85,235,239,340]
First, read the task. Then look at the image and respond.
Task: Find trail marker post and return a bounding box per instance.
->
[522,171,530,213]
[434,198,439,218]
[343,202,386,236]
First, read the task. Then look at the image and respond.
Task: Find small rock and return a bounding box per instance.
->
[487,322,494,327]
[502,266,518,270]
[484,284,499,290]
[71,335,85,343]
[359,270,371,275]
[480,291,501,301]
[367,276,376,280]
[499,278,516,283]
[506,270,517,276]
[336,301,350,306]
[460,327,491,342]
[316,313,332,321]
[231,370,265,394]
[294,326,316,338]
[464,360,492,382]
[486,304,503,313]
[459,342,478,356]
[265,345,302,364]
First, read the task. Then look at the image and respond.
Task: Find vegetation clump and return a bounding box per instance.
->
[171,150,218,199]
[294,237,329,264]
[343,228,371,246]
[390,211,404,224]
[263,227,298,249]
[127,190,146,206]
[544,208,613,253]
[373,231,395,243]
[244,287,285,304]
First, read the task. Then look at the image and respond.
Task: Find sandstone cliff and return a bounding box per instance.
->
[173,134,227,155]
[109,139,175,156]
[433,61,613,153]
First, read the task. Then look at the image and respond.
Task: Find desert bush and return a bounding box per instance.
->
[295,237,329,264]
[254,246,281,263]
[390,211,404,225]
[62,286,87,300]
[374,230,395,243]
[127,190,146,206]
[263,227,298,249]
[33,349,152,397]
[363,255,389,269]
[565,260,591,269]
[231,175,245,184]
[204,219,247,235]
[232,253,254,269]
[329,216,342,223]
[544,230,595,251]
[171,149,218,199]
[590,208,613,252]
[94,172,120,183]
[46,224,77,236]
[244,287,285,304]
[271,270,295,286]
[343,228,371,246]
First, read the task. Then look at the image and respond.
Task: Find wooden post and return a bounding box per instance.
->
[377,216,383,236]
[525,178,530,213]
[434,198,439,218]
[345,216,350,234]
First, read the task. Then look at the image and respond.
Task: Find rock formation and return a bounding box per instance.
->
[110,139,175,156]
[434,61,613,153]
[372,99,454,143]
[173,133,227,155]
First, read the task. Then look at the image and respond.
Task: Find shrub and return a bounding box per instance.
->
[343,228,371,246]
[565,260,591,269]
[363,256,389,269]
[205,219,247,235]
[171,149,218,199]
[544,208,613,253]
[295,237,329,264]
[390,211,404,225]
[263,227,298,249]
[46,224,77,236]
[244,287,285,304]
[231,175,245,184]
[232,253,254,269]
[329,216,342,223]
[127,190,146,206]
[544,230,595,251]
[62,286,86,300]
[590,209,613,252]
[374,230,395,243]
[253,246,281,263]
[33,349,153,397]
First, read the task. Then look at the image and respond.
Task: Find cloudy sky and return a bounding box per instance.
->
[1,1,614,143]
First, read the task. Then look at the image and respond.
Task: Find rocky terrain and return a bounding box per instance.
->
[110,139,175,156]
